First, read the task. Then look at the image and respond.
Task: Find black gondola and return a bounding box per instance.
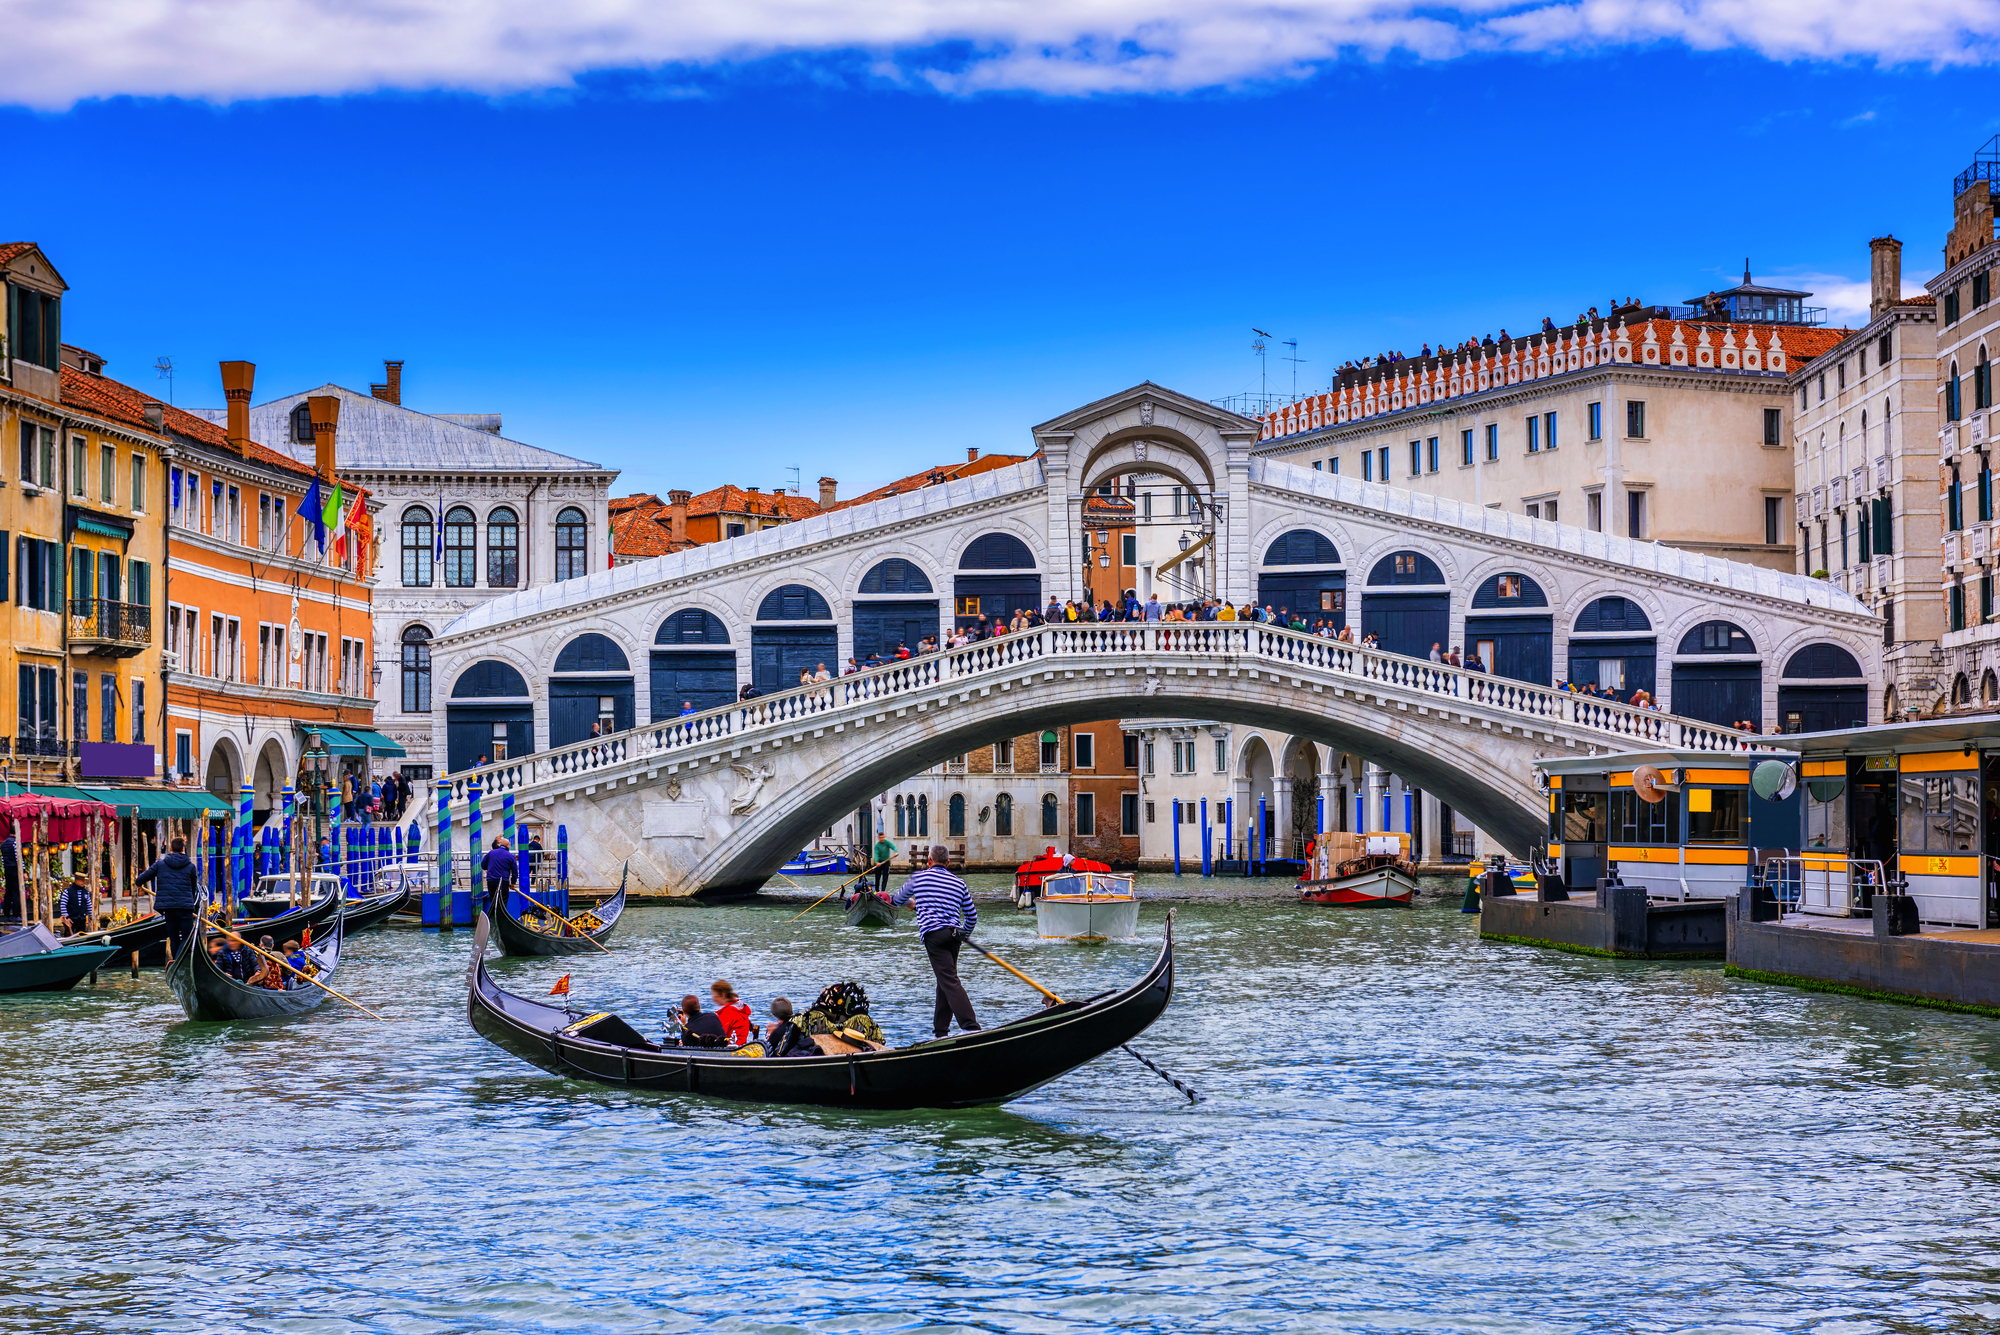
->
[217,882,340,945]
[467,910,1176,1110]
[77,913,174,967]
[167,898,344,1021]
[490,873,626,957]
[339,884,412,934]
[843,890,896,928]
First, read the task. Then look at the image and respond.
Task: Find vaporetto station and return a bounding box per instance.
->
[425,385,1883,895]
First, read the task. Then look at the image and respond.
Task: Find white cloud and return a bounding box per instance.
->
[1760,269,1941,325]
[6,0,2000,109]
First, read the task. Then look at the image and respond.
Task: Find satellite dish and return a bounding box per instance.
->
[1751,759,1797,801]
[1631,763,1680,804]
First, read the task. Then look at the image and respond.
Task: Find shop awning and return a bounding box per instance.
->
[0,783,98,802]
[300,725,406,757]
[77,788,233,819]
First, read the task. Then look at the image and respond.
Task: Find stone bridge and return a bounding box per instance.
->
[425,383,1879,893]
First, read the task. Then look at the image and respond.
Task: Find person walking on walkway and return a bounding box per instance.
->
[891,844,981,1039]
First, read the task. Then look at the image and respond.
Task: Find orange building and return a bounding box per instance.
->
[164,365,390,823]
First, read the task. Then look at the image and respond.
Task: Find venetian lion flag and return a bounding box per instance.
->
[548,974,571,997]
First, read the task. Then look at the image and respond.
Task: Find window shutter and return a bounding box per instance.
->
[0,530,10,604]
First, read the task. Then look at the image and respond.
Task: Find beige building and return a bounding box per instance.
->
[1253,280,1852,571]
[1789,235,1940,725]
[1932,138,2000,710]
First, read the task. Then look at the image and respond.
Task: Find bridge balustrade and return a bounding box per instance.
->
[444,623,1762,804]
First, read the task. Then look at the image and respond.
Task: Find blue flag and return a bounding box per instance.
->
[434,492,444,564]
[298,475,326,551]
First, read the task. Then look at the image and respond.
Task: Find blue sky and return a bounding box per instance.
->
[3,24,1996,499]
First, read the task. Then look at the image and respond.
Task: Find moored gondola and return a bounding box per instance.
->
[0,924,121,994]
[340,884,412,934]
[490,873,626,957]
[167,898,344,1021]
[219,875,342,944]
[467,910,1176,1110]
[78,912,175,967]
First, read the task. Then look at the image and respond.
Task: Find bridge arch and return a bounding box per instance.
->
[651,608,736,719]
[750,581,838,693]
[446,657,534,771]
[952,530,1042,632]
[1774,638,1870,732]
[1362,548,1452,657]
[852,557,941,663]
[550,632,635,747]
[1255,527,1347,629]
[1566,593,1658,698]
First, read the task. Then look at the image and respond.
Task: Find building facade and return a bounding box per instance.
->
[166,367,383,819]
[1933,139,2000,709]
[1252,282,1850,572]
[1789,235,1940,726]
[225,368,616,778]
[2,242,171,781]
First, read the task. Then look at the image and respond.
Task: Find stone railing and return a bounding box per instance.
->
[442,624,1759,808]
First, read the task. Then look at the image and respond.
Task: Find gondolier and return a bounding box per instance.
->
[134,837,201,958]
[871,832,896,894]
[482,837,517,911]
[891,844,981,1038]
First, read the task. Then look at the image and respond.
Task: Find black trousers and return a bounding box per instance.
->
[162,909,196,962]
[873,863,889,894]
[922,929,980,1037]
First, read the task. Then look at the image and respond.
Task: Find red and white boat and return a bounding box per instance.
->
[1297,835,1417,908]
[1013,847,1112,907]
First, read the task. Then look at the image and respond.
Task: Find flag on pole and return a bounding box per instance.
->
[548,974,571,997]
[298,475,326,551]
[434,491,444,564]
[324,481,347,563]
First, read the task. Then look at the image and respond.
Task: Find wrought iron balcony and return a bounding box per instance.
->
[13,735,73,758]
[69,598,151,657]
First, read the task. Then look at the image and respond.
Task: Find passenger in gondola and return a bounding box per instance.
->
[214,932,255,981]
[675,994,729,1048]
[763,997,816,1056]
[711,980,752,1047]
[247,935,286,990]
[285,939,312,981]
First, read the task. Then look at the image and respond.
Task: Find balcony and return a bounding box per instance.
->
[13,735,74,759]
[1945,533,1963,567]
[69,598,151,657]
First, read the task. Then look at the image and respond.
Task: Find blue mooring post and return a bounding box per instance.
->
[1171,801,1181,875]
[556,824,569,917]
[466,783,484,926]
[1200,798,1212,877]
[1255,796,1267,877]
[237,782,253,908]
[427,778,448,928]
[1356,791,1364,834]
[1223,799,1233,871]
[1404,789,1414,835]
[209,820,223,907]
[1382,789,1391,835]
[502,793,518,919]
[281,783,295,873]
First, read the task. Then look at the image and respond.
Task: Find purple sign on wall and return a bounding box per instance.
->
[81,742,156,780]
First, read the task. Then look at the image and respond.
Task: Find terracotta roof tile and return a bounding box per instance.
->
[834,453,1034,509]
[56,364,313,480]
[0,242,35,266]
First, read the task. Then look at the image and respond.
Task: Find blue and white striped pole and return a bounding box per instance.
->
[1200,798,1212,876]
[431,778,450,928]
[467,782,484,919]
[501,793,517,918]
[281,782,295,873]
[237,782,253,909]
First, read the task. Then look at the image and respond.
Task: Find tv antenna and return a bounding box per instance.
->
[154,356,174,405]
[1251,328,1271,407]
[1281,339,1306,400]
[784,465,801,496]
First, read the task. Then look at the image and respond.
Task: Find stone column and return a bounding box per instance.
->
[1363,763,1387,833]
[1272,776,1294,860]
[1421,790,1443,864]
[1037,432,1077,604]
[1222,429,1256,604]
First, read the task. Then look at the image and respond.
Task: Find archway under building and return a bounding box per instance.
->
[251,737,288,824]
[205,736,242,805]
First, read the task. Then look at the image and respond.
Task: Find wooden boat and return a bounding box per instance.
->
[219,876,342,943]
[166,902,345,1021]
[1036,870,1140,941]
[0,923,121,993]
[490,871,627,957]
[843,890,896,928]
[80,912,174,967]
[466,909,1177,1109]
[341,884,412,934]
[781,849,850,875]
[1297,856,1419,907]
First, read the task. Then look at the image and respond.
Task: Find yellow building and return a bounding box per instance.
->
[2,241,172,778]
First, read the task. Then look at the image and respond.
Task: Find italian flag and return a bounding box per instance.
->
[323,480,346,560]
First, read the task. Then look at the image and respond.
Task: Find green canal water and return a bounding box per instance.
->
[2,878,1998,1333]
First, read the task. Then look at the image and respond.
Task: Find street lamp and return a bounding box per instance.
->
[301,730,332,872]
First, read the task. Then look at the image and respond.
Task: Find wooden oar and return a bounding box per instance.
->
[785,860,888,923]
[964,936,1202,1104]
[222,931,384,1020]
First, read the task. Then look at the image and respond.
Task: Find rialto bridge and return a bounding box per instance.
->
[425,384,1880,895]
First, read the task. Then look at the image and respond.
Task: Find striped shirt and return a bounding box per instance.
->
[892,865,978,937]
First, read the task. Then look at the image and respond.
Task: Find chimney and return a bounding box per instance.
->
[1869,236,1903,318]
[307,394,341,479]
[818,476,837,508]
[666,489,690,545]
[143,402,165,432]
[747,485,759,494]
[370,360,404,405]
[967,448,979,462]
[220,360,255,448]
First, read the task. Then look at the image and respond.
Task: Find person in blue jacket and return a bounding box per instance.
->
[134,837,201,958]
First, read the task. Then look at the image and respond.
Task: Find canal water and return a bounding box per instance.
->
[3,878,1998,1334]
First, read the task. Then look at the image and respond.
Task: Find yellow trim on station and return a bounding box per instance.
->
[1799,853,1850,871]
[1901,751,1979,774]
[1547,843,1564,858]
[1610,772,1632,788]
[1900,854,1981,877]
[1549,776,1563,789]
[1683,768,1750,786]
[1802,760,1845,777]
[1608,846,1749,865]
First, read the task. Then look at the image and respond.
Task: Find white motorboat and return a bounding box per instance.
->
[1035,870,1141,942]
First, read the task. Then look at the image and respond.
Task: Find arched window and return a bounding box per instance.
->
[1471,572,1549,608]
[289,402,314,444]
[1983,670,1998,705]
[858,559,934,594]
[1040,793,1059,836]
[894,795,906,837]
[948,793,966,836]
[1676,621,1755,654]
[917,795,929,836]
[995,793,1013,836]
[400,624,431,713]
[487,506,519,588]
[1953,673,1972,707]
[401,506,434,588]
[1040,730,1059,768]
[450,660,529,698]
[1367,551,1445,584]
[756,584,833,620]
[958,533,1036,569]
[1575,596,1652,633]
[1781,643,1863,678]
[656,609,730,644]
[1979,343,1993,411]
[1261,530,1341,566]
[555,507,589,581]
[554,632,630,674]
[443,506,477,588]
